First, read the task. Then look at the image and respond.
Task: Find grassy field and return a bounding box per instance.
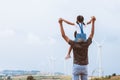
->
[12,75,72,80]
[2,75,120,80]
[91,75,120,80]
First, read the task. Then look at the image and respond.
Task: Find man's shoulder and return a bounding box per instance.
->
[68,39,75,45]
[68,39,74,43]
[85,37,92,45]
[87,37,92,41]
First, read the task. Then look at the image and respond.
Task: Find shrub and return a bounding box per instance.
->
[112,73,116,76]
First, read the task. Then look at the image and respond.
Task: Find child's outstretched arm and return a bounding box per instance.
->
[62,18,75,25]
[87,16,95,25]
[58,18,70,43]
[65,46,72,60]
[87,19,92,25]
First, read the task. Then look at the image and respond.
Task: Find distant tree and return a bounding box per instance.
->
[105,75,111,79]
[6,76,12,80]
[108,75,111,79]
[112,73,116,76]
[27,76,35,80]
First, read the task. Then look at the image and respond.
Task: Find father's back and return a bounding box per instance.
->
[68,37,92,65]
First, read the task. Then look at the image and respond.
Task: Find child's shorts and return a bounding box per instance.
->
[75,33,86,42]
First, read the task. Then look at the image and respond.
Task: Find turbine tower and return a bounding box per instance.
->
[93,39,104,78]
[48,56,55,76]
[64,59,72,75]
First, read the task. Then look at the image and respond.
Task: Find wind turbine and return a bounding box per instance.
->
[63,59,72,75]
[93,39,105,78]
[48,56,56,76]
[63,60,67,75]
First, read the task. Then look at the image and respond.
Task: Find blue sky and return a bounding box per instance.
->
[0,0,120,76]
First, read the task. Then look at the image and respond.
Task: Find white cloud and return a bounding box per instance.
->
[26,33,41,45]
[25,32,57,46]
[0,29,15,38]
[47,37,56,45]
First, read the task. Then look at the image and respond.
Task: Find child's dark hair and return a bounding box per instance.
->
[76,15,85,25]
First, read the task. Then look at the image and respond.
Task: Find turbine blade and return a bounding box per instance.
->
[93,39,99,46]
[100,37,106,45]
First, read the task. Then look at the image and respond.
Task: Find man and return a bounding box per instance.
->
[58,16,96,80]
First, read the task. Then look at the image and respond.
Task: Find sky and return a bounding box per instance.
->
[0,0,120,76]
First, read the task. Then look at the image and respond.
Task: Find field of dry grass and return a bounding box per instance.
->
[5,75,120,80]
[12,75,71,80]
[91,75,120,80]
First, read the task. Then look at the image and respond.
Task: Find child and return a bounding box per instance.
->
[65,16,93,60]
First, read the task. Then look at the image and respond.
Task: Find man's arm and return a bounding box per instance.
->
[67,46,72,56]
[88,16,96,39]
[58,18,70,43]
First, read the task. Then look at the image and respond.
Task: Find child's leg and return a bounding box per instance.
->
[65,46,72,60]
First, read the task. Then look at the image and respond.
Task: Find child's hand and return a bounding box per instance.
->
[58,18,63,23]
[91,16,96,21]
[87,16,96,25]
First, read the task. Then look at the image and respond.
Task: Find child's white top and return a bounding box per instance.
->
[74,23,81,33]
